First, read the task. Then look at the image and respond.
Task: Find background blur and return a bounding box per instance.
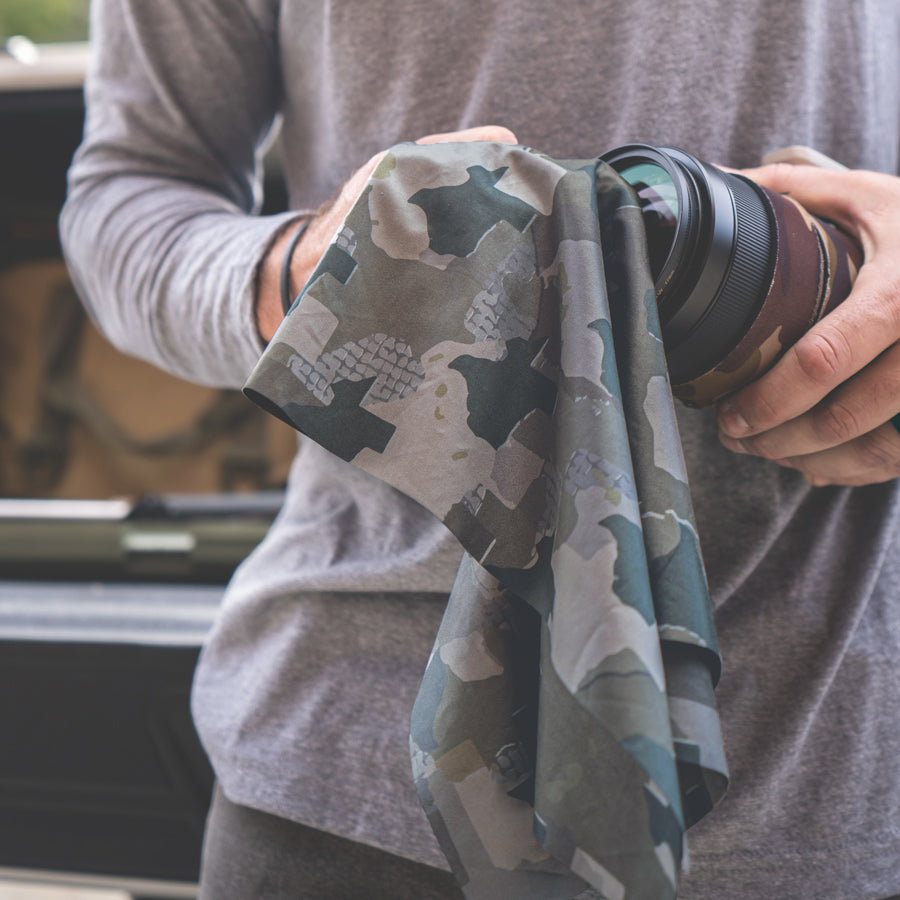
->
[0,3,289,898]
[0,883,126,900]
[0,0,90,44]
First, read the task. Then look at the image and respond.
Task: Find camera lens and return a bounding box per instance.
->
[601,144,777,383]
[616,162,679,280]
[600,143,862,405]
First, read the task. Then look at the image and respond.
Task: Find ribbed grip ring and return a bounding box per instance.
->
[669,174,776,381]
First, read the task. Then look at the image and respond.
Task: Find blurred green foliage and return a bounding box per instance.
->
[1,0,90,44]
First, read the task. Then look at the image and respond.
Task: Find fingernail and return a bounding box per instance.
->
[718,432,749,454]
[719,404,752,437]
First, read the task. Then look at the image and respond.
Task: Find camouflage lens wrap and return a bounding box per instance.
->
[672,186,862,407]
[244,141,727,899]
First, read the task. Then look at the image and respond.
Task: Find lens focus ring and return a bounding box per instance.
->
[665,173,775,381]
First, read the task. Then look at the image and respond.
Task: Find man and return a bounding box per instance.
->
[61,0,900,896]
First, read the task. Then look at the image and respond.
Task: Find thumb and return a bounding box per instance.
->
[416,125,518,145]
[738,162,873,240]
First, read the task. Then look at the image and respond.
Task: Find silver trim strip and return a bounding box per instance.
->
[0,867,198,898]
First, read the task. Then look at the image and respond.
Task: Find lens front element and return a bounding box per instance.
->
[618,162,679,281]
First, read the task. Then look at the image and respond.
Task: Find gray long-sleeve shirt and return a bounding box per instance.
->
[62,1,900,896]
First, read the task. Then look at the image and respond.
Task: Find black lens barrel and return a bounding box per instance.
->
[663,170,776,381]
[601,144,777,383]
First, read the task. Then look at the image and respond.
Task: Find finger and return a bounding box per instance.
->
[719,308,900,455]
[738,162,886,254]
[416,125,518,145]
[717,259,900,437]
[772,422,900,487]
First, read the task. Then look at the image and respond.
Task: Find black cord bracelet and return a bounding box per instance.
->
[280,218,312,315]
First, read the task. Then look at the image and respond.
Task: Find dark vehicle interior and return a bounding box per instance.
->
[1,26,292,900]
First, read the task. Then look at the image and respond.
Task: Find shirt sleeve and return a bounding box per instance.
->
[60,0,298,388]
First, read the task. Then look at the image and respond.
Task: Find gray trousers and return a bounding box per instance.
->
[197,785,463,899]
[197,784,900,899]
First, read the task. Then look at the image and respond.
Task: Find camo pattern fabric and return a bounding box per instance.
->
[672,186,862,407]
[244,140,727,899]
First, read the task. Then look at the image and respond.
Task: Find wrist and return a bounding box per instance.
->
[279,219,312,315]
[255,215,312,343]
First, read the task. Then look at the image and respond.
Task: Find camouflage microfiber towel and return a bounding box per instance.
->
[243,141,728,899]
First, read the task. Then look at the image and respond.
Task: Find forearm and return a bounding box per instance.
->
[60,0,286,388]
[62,174,300,387]
[253,150,391,343]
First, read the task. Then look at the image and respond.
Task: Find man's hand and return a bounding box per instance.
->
[255,125,518,342]
[716,162,900,486]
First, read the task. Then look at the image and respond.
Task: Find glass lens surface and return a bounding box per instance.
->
[619,162,679,280]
